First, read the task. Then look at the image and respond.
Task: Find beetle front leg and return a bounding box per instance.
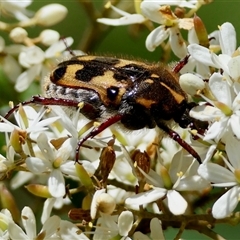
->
[75,114,123,163]
[156,121,201,164]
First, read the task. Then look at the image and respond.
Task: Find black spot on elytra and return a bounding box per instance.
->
[51,66,67,83]
[114,64,150,81]
[107,86,119,101]
[75,64,106,82]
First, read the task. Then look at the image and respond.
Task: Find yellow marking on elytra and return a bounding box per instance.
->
[151,73,159,78]
[114,59,146,68]
[136,98,156,108]
[144,79,154,84]
[160,82,185,103]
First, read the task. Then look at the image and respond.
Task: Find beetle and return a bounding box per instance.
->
[5,55,204,164]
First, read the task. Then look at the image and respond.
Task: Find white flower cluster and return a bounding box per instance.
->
[98,0,240,222]
[0,0,72,92]
[0,0,240,239]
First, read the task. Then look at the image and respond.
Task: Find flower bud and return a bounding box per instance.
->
[25,184,52,198]
[75,163,94,192]
[179,73,205,96]
[90,189,116,219]
[34,4,68,26]
[9,27,28,43]
[10,129,26,154]
[97,193,116,214]
[193,14,209,48]
[39,29,60,46]
[0,184,19,222]
[82,193,92,210]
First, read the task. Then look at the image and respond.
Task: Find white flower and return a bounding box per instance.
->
[25,132,77,198]
[188,22,238,83]
[0,0,33,21]
[59,220,89,240]
[97,3,145,26]
[190,72,240,141]
[34,4,68,26]
[125,151,210,215]
[8,206,60,240]
[141,2,192,56]
[90,189,116,219]
[198,134,240,219]
[15,37,73,92]
[97,1,193,57]
[142,0,199,9]
[0,106,60,157]
[0,105,59,136]
[93,211,133,240]
[7,105,80,190]
[187,23,240,143]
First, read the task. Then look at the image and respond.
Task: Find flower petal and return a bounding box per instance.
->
[169,27,187,58]
[190,105,221,122]
[141,2,164,24]
[97,14,145,26]
[45,37,73,58]
[118,211,133,237]
[145,25,169,52]
[225,134,240,169]
[48,169,65,198]
[60,220,89,240]
[0,123,14,132]
[212,186,239,219]
[219,22,236,56]
[176,175,210,191]
[41,215,60,238]
[211,53,231,75]
[125,189,166,206]
[204,119,227,141]
[21,207,36,239]
[15,64,41,92]
[166,190,187,215]
[133,231,150,240]
[37,133,55,162]
[198,163,236,183]
[150,218,164,240]
[228,56,240,81]
[209,72,232,106]
[60,161,77,177]
[187,44,216,67]
[8,222,28,240]
[26,157,50,174]
[41,198,56,224]
[230,115,240,139]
